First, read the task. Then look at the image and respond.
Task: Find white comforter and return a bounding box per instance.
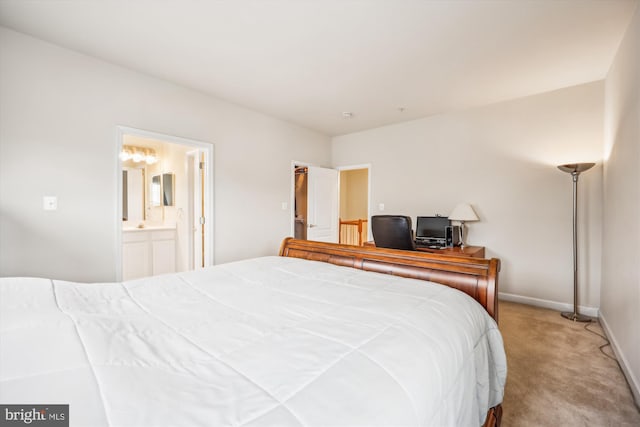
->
[0,256,506,427]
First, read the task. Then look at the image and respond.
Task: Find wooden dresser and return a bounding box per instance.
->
[415,245,485,258]
[364,241,485,258]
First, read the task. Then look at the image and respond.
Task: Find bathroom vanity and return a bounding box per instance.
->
[122,225,176,280]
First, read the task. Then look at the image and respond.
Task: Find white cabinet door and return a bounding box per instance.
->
[307,166,339,243]
[122,229,175,280]
[152,239,176,275]
[122,240,150,280]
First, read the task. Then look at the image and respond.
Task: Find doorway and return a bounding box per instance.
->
[290,162,370,245]
[338,166,370,246]
[116,127,214,281]
[293,165,308,240]
[291,162,339,243]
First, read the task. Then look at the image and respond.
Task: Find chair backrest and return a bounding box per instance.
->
[371,215,415,250]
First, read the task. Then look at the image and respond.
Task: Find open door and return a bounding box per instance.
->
[187,150,205,269]
[306,166,339,243]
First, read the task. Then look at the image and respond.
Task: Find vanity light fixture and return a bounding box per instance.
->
[120,145,158,164]
[145,153,158,164]
[132,151,145,163]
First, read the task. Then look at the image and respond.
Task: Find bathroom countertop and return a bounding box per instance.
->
[123,224,177,232]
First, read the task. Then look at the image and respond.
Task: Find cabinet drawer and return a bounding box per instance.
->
[122,231,148,243]
[151,230,176,240]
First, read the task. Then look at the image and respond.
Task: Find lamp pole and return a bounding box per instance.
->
[557,162,595,322]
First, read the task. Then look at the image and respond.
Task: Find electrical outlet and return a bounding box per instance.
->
[378,203,385,211]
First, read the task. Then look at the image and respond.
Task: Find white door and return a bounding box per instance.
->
[307,166,339,242]
[188,151,205,269]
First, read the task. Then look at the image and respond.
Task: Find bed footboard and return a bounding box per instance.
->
[279,238,503,426]
[483,404,503,427]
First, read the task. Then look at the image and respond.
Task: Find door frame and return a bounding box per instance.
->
[115,126,215,280]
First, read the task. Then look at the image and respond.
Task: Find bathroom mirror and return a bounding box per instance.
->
[162,173,175,206]
[150,173,175,207]
[123,168,145,222]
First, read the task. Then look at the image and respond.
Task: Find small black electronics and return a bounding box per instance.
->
[445,225,461,247]
[415,216,450,246]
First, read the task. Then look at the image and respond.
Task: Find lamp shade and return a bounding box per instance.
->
[557,162,595,174]
[449,203,479,222]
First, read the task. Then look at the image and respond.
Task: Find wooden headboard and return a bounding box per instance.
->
[279,238,501,322]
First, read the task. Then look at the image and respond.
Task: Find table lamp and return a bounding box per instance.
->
[449,203,479,247]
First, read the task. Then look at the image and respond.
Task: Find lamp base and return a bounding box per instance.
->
[561,311,591,322]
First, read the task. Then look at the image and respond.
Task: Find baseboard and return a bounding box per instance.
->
[599,313,640,407]
[498,292,599,317]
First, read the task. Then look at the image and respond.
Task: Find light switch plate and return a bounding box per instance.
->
[378,203,385,211]
[43,196,57,211]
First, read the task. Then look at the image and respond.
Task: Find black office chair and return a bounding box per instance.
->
[371,215,416,250]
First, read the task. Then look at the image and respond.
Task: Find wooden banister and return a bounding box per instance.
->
[339,218,368,246]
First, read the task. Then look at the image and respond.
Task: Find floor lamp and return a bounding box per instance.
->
[558,162,595,322]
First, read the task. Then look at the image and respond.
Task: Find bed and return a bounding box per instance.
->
[0,238,506,426]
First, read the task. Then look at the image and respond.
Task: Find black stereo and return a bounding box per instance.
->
[446,226,461,247]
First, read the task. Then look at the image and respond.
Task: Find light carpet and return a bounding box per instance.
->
[499,301,640,426]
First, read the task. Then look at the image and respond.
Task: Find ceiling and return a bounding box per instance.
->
[0,0,637,136]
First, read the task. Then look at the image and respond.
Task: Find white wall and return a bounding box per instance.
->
[0,27,331,282]
[601,4,640,405]
[332,82,604,311]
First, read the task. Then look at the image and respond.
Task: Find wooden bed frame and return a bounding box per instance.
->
[279,238,503,427]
